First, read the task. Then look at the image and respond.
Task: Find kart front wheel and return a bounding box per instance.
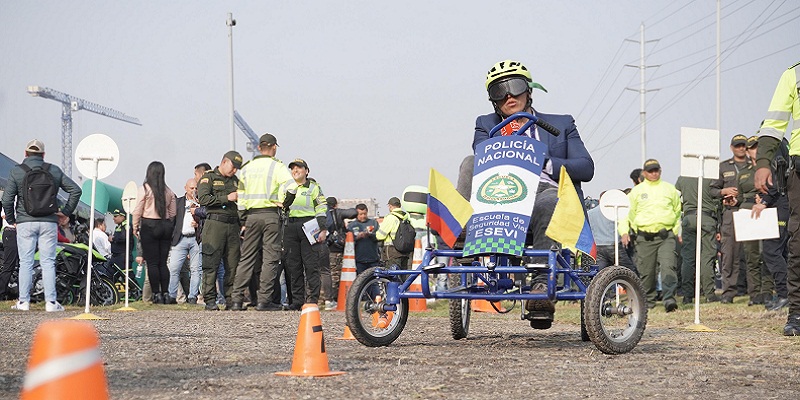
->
[345,267,408,347]
[584,266,647,354]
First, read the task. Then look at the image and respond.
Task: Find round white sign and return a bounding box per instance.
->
[74,133,119,180]
[599,189,630,222]
[121,181,138,214]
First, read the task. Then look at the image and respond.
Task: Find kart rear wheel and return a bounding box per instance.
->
[584,266,647,355]
[346,267,408,347]
[448,273,471,340]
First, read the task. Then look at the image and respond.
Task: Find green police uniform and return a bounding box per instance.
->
[675,176,719,302]
[233,154,294,310]
[197,167,240,309]
[710,155,749,300]
[736,163,775,304]
[620,177,681,308]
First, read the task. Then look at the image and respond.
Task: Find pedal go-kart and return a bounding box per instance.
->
[345,113,647,355]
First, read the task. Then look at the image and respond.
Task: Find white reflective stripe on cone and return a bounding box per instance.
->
[24,348,102,391]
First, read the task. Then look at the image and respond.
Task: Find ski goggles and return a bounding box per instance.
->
[487,77,530,102]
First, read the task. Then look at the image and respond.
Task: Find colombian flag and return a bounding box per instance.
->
[545,166,597,261]
[427,168,473,248]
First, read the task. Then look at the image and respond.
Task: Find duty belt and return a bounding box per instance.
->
[206,213,239,224]
[636,229,669,241]
[288,216,314,223]
[684,210,717,220]
[248,207,280,214]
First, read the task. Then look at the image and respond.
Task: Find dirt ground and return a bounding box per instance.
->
[1,300,799,400]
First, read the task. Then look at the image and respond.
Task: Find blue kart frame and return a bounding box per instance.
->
[345,113,648,355]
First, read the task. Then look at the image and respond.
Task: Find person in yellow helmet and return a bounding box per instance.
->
[456,59,595,330]
[753,61,800,336]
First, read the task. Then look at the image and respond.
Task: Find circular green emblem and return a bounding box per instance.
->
[476,172,527,204]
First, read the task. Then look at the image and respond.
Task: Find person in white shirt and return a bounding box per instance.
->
[92,219,112,259]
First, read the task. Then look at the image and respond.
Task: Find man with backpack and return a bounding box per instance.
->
[2,139,82,311]
[376,197,414,270]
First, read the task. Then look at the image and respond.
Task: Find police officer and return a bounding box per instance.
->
[197,151,242,311]
[674,175,719,303]
[109,209,131,277]
[736,137,775,306]
[620,159,682,311]
[752,138,790,311]
[230,134,294,311]
[710,134,750,303]
[283,159,327,310]
[754,62,800,335]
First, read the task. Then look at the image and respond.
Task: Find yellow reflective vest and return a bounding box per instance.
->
[377,209,409,244]
[619,179,681,236]
[757,62,800,169]
[288,180,326,219]
[237,155,294,210]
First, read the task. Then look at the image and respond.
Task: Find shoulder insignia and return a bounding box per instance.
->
[199,178,209,184]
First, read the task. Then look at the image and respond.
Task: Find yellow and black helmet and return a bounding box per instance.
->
[485,60,547,92]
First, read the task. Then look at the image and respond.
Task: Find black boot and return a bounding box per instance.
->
[784,314,800,336]
[166,294,177,304]
[153,293,163,304]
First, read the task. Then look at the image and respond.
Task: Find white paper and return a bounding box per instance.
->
[301,218,321,245]
[733,208,779,242]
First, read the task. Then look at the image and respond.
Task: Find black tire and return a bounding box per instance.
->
[584,266,647,354]
[448,273,471,340]
[345,267,408,347]
[579,299,590,342]
[79,276,119,306]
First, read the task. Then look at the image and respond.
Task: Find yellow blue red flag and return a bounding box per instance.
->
[427,168,473,248]
[545,166,597,261]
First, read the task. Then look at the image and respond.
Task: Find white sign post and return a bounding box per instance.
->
[680,127,719,332]
[71,134,119,320]
[116,181,139,311]
[600,190,630,305]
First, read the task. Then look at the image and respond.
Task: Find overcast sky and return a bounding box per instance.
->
[1,1,797,214]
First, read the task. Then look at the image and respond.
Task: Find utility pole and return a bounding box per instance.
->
[626,23,660,165]
[226,12,236,151]
[716,0,721,133]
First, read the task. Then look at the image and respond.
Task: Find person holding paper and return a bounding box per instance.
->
[733,137,775,306]
[283,158,328,310]
[751,138,790,311]
[754,61,800,335]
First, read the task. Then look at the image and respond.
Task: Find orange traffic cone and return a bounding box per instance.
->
[276,304,346,377]
[336,232,357,311]
[21,320,109,400]
[471,279,506,313]
[337,325,356,340]
[408,239,428,312]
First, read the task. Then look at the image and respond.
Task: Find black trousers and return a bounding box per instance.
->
[0,228,19,299]
[139,218,174,294]
[284,218,321,305]
[784,171,800,315]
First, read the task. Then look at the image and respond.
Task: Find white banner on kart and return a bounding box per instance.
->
[464,135,547,256]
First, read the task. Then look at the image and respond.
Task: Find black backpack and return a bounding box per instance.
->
[392,214,416,254]
[19,163,59,217]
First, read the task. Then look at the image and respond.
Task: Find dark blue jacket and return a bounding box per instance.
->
[472,110,594,199]
[1,155,82,225]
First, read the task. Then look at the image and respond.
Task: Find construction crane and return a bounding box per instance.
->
[233,110,261,157]
[27,86,142,177]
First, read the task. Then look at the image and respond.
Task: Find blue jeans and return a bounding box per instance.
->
[16,221,58,303]
[167,236,201,299]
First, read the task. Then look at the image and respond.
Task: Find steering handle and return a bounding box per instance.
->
[488,112,561,138]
